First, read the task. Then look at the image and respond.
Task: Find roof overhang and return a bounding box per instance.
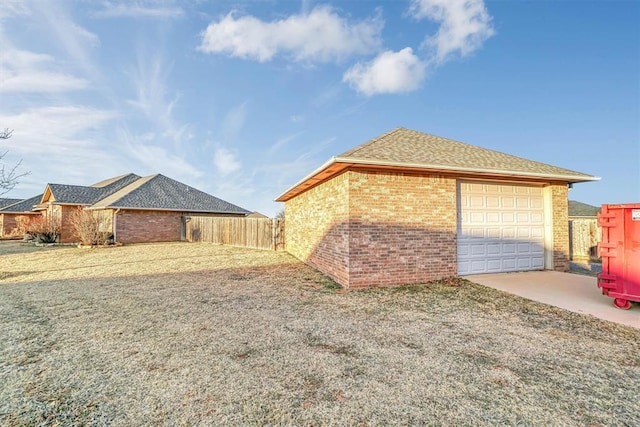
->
[85,205,249,215]
[0,210,40,215]
[275,157,601,202]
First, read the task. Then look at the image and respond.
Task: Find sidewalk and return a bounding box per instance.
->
[466,271,640,329]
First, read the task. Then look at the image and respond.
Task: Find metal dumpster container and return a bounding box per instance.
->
[597,203,640,309]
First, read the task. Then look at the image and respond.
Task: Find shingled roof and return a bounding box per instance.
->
[89,174,250,214]
[569,200,601,218]
[0,198,21,209]
[276,127,599,201]
[44,173,141,205]
[0,194,43,213]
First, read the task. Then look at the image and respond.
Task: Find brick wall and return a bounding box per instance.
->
[59,205,79,243]
[347,171,457,288]
[0,214,10,236]
[285,170,458,289]
[285,172,350,286]
[550,184,570,272]
[1,214,40,237]
[115,210,183,244]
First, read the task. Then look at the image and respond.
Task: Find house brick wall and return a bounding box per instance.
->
[1,214,16,236]
[550,184,570,272]
[59,205,79,243]
[285,172,350,286]
[115,210,183,244]
[0,214,10,236]
[285,170,458,289]
[1,213,39,237]
[347,171,458,288]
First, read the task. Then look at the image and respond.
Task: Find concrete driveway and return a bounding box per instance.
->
[466,271,640,329]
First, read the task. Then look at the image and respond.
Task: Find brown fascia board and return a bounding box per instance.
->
[275,157,600,202]
[0,210,40,215]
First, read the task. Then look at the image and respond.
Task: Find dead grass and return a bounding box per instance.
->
[1,241,639,426]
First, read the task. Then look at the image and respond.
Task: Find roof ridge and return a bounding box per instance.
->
[338,127,404,158]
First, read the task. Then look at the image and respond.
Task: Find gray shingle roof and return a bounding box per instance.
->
[91,173,140,188]
[91,174,250,214]
[0,198,21,209]
[338,128,597,181]
[0,194,43,213]
[276,128,599,202]
[569,200,600,218]
[47,173,141,204]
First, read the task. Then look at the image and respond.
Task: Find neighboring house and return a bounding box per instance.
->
[0,198,22,209]
[36,173,250,244]
[0,195,42,237]
[568,200,601,261]
[568,200,600,219]
[276,127,599,289]
[247,211,269,219]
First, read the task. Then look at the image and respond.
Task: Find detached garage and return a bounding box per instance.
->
[276,128,598,289]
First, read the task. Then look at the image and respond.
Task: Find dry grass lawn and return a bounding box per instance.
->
[1,241,639,426]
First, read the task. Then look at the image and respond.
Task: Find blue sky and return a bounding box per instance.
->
[1,0,638,216]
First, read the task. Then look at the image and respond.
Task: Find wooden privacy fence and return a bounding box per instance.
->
[569,219,601,261]
[185,216,285,251]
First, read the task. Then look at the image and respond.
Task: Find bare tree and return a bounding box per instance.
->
[1,128,30,195]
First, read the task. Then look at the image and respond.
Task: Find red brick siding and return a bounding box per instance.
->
[0,214,11,236]
[1,214,22,236]
[59,205,79,243]
[347,171,457,288]
[285,170,458,289]
[285,172,350,286]
[550,184,570,272]
[0,213,37,237]
[115,210,183,244]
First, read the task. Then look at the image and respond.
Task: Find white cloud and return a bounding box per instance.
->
[214,148,241,176]
[409,0,494,64]
[269,131,304,153]
[343,48,426,96]
[0,49,88,93]
[199,6,383,63]
[36,2,100,75]
[127,52,191,146]
[0,106,123,192]
[92,1,184,19]
[221,102,247,141]
[0,106,115,149]
[0,0,29,20]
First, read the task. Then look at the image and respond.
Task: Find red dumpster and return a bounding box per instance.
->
[597,204,640,309]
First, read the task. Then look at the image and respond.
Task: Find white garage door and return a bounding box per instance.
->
[457,182,545,275]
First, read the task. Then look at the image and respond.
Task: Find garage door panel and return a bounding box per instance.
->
[486,243,501,254]
[502,243,516,254]
[487,259,502,272]
[531,213,544,223]
[531,258,544,268]
[458,182,546,275]
[501,198,515,208]
[486,228,501,238]
[470,244,486,256]
[486,212,501,223]
[501,258,517,270]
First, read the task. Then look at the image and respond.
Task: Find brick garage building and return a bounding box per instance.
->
[276,128,599,289]
[36,173,249,244]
